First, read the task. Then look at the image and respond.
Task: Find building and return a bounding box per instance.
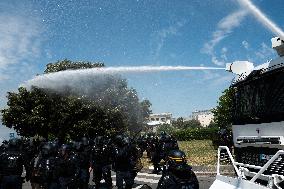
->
[149,112,172,124]
[191,109,214,127]
[147,112,172,132]
[0,124,17,143]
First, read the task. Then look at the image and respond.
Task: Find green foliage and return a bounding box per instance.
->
[140,99,152,120]
[1,87,125,139]
[173,127,219,141]
[44,59,104,73]
[212,88,235,129]
[172,118,201,129]
[183,119,202,129]
[156,124,175,134]
[1,60,152,140]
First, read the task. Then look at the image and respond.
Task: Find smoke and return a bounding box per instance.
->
[237,0,284,39]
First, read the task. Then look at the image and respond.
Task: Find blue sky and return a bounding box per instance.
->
[0,0,283,121]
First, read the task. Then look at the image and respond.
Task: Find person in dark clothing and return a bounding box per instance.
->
[159,133,179,161]
[34,142,59,189]
[157,150,199,189]
[91,136,112,189]
[56,144,80,189]
[151,136,162,174]
[75,140,91,189]
[113,135,139,189]
[0,138,30,189]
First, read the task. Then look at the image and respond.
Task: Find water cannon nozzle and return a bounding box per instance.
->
[226,61,254,75]
[272,37,284,57]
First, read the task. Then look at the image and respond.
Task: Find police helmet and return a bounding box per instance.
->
[8,138,18,148]
[75,141,83,150]
[95,136,104,146]
[115,134,129,146]
[167,150,187,167]
[42,143,52,156]
[60,144,71,156]
[81,137,89,146]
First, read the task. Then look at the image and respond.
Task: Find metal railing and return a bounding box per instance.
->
[217,146,284,183]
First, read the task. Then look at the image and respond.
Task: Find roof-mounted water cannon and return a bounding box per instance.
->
[225,61,254,75]
[272,37,284,57]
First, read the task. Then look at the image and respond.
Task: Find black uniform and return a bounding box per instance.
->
[151,136,162,173]
[157,150,199,189]
[33,142,59,189]
[113,135,139,189]
[75,140,91,189]
[161,135,179,160]
[91,136,112,189]
[0,139,30,189]
[56,144,80,189]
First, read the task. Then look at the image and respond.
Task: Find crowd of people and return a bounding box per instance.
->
[0,132,199,189]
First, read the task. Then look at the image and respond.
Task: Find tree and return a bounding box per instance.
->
[172,117,201,129]
[1,87,125,140]
[183,119,201,129]
[140,99,152,121]
[44,59,104,73]
[212,88,235,129]
[172,117,184,128]
[1,60,152,140]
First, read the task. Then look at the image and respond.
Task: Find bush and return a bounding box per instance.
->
[173,127,219,141]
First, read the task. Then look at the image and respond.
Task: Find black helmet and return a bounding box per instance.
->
[95,136,104,146]
[75,141,83,150]
[42,143,52,156]
[60,144,71,156]
[115,134,129,146]
[8,138,18,148]
[167,150,187,167]
[81,137,89,146]
[160,131,166,136]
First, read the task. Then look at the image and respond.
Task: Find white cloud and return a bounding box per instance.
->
[255,42,275,60]
[242,40,249,49]
[202,10,248,66]
[0,13,42,69]
[153,20,186,59]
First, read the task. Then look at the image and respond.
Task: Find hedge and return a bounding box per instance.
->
[172,127,219,141]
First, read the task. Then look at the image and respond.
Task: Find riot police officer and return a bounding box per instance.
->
[56,144,80,189]
[157,150,199,189]
[159,133,179,161]
[74,139,91,189]
[113,134,139,189]
[151,135,162,173]
[34,142,59,189]
[0,138,30,189]
[91,136,112,189]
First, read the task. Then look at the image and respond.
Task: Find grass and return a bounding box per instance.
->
[141,140,217,168]
[178,140,217,166]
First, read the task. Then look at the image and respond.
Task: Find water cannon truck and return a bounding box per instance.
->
[210,37,284,189]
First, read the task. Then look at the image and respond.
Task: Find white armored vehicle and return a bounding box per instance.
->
[210,37,284,189]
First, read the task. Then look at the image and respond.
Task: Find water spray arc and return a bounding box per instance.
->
[237,0,284,39]
[23,65,225,90]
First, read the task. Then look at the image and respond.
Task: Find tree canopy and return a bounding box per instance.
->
[212,88,235,129]
[1,60,152,140]
[44,59,104,73]
[172,117,201,129]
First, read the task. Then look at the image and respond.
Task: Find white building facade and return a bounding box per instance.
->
[149,113,172,124]
[147,112,172,132]
[191,109,214,127]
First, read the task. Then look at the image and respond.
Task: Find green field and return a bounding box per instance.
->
[178,140,217,166]
[141,140,217,168]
